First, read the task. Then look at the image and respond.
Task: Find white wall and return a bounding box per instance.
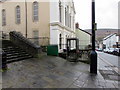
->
[103,34,117,49]
[50,1,59,23]
[50,25,59,45]
[50,0,76,52]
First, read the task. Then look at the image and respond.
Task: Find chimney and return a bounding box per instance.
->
[75,23,79,29]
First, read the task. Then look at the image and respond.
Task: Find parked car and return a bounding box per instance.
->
[96,48,102,52]
[115,48,120,56]
[103,48,109,53]
[104,48,120,56]
[108,48,115,54]
[112,48,118,55]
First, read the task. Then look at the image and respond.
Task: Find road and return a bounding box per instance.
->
[97,51,120,74]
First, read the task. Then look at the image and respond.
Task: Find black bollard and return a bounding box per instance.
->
[2,51,7,70]
[90,50,97,74]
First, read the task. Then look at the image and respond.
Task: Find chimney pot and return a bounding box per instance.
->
[76,23,79,29]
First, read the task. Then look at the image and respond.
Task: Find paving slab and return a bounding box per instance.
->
[1,55,119,88]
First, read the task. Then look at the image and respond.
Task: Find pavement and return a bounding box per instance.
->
[1,53,120,88]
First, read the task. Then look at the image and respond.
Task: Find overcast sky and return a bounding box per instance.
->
[74,0,119,29]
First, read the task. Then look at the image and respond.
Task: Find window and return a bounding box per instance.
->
[65,8,67,26]
[33,1,39,21]
[65,6,70,27]
[59,34,62,49]
[70,15,71,28]
[16,6,21,24]
[68,13,70,27]
[67,6,69,27]
[2,9,6,26]
[59,0,62,23]
[33,30,39,45]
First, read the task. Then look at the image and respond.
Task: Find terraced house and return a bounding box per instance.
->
[0,0,76,52]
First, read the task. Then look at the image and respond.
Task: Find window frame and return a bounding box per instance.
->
[59,34,62,49]
[2,9,6,26]
[33,1,39,22]
[15,5,21,24]
[65,7,67,26]
[59,0,62,23]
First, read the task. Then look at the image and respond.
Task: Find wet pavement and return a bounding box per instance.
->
[2,54,119,88]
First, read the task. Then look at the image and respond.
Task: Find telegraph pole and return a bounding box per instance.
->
[90,0,97,74]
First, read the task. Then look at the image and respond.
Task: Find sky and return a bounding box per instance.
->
[74,0,120,29]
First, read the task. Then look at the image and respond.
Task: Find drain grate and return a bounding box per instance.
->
[99,70,120,81]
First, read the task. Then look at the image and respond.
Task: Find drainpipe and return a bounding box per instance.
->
[25,0,28,38]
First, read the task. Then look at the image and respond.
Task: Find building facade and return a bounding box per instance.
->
[0,0,76,52]
[75,23,91,49]
[103,33,118,49]
[50,0,76,52]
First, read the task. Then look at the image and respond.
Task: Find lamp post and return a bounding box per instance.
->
[90,0,97,74]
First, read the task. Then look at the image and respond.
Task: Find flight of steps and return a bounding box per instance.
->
[2,40,33,63]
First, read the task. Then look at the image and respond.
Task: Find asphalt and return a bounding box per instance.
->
[1,54,120,88]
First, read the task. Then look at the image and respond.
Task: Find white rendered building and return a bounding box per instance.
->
[50,0,76,52]
[103,33,118,49]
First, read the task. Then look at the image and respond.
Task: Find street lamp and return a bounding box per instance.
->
[90,0,97,74]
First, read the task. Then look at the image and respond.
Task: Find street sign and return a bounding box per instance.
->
[94,23,97,31]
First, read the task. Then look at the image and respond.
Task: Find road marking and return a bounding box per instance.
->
[98,55,120,75]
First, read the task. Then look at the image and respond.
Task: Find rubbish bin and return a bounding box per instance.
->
[47,45,58,56]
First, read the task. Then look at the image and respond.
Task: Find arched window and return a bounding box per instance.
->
[67,6,69,27]
[33,1,39,21]
[59,0,62,23]
[2,9,6,26]
[65,7,67,26]
[59,34,62,49]
[16,6,21,24]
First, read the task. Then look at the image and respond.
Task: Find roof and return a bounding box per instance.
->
[103,33,117,40]
[77,28,92,36]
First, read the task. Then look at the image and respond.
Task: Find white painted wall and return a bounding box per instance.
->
[76,29,91,49]
[50,25,59,45]
[50,0,76,52]
[50,1,59,23]
[103,34,118,49]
